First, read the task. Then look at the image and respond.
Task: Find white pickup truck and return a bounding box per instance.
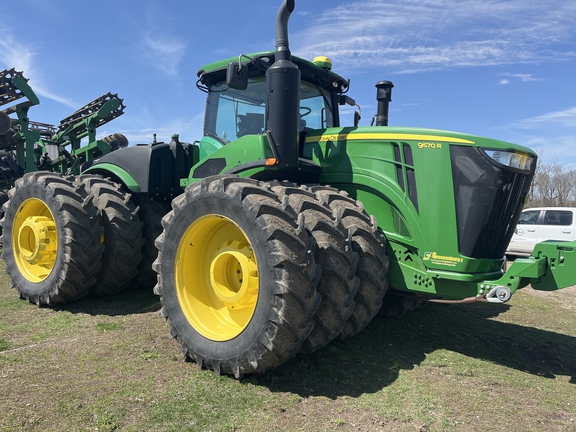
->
[506,207,576,256]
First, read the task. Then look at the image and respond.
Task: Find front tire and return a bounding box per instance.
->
[0,172,104,306]
[154,175,321,378]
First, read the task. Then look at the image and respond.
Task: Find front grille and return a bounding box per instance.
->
[451,146,535,259]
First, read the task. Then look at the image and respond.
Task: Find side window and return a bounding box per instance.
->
[544,210,573,226]
[518,210,540,225]
[299,82,333,130]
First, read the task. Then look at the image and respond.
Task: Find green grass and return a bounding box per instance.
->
[96,322,125,333]
[1,256,575,431]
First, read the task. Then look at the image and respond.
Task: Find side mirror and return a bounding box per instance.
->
[226,62,248,90]
[340,95,362,127]
[354,111,361,127]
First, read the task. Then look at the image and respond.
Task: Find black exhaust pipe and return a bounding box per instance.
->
[375,80,394,126]
[265,0,301,169]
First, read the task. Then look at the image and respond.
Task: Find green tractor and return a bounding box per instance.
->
[2,0,575,378]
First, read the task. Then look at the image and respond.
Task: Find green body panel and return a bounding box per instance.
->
[183,134,274,187]
[198,135,224,160]
[84,162,141,192]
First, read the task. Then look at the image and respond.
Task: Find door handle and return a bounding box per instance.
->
[562,230,571,234]
[527,229,536,232]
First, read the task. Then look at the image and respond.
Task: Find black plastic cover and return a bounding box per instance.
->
[451,145,534,258]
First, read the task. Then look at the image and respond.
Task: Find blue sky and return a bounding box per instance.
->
[1,0,575,167]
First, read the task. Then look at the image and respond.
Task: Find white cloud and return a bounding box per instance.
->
[141,33,187,76]
[506,107,576,130]
[0,32,34,73]
[499,79,509,85]
[136,3,188,77]
[500,73,543,83]
[291,0,576,74]
[0,28,76,109]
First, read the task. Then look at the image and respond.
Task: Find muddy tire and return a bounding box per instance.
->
[79,175,144,296]
[309,186,390,339]
[154,175,321,378]
[0,172,104,306]
[271,183,359,353]
[130,195,171,290]
[378,290,428,318]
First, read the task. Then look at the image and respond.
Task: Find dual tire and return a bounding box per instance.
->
[154,176,390,377]
[1,172,147,305]
[0,172,104,305]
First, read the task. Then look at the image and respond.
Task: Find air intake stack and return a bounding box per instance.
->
[375,80,394,126]
[265,0,301,169]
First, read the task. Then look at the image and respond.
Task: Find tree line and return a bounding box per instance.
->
[526,153,576,207]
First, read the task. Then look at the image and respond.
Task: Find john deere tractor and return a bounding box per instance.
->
[2,0,575,378]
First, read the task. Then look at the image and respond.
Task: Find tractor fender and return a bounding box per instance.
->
[84,161,141,193]
[86,141,196,196]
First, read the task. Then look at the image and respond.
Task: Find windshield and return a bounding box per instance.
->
[204,77,334,143]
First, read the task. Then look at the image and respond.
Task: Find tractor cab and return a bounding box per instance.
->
[195,52,349,161]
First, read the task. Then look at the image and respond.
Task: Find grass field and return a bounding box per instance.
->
[1,257,575,432]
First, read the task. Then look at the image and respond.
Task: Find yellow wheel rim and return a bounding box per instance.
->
[12,198,58,283]
[175,214,259,341]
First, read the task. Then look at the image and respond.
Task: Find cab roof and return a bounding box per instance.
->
[197,51,349,93]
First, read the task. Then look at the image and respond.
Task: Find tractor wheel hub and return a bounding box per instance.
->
[17,215,57,265]
[210,240,258,309]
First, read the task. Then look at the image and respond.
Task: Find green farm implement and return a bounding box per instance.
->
[0,67,127,183]
[2,0,575,378]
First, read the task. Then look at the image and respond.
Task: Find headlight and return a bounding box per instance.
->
[482,149,534,172]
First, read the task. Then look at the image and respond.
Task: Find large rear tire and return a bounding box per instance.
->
[271,183,359,353]
[0,172,104,305]
[79,175,144,296]
[154,175,321,378]
[130,195,171,290]
[309,186,390,339]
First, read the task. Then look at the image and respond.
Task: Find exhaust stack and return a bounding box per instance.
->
[265,0,301,169]
[375,80,394,126]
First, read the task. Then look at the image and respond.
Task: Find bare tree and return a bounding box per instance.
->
[526,153,576,208]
